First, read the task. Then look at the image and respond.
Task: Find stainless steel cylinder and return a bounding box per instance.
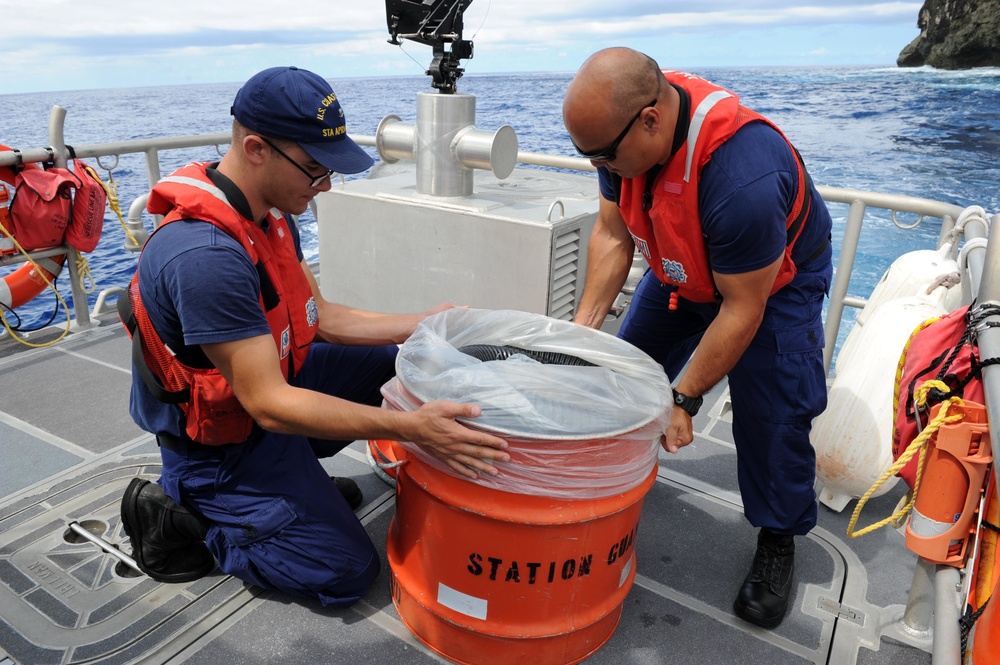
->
[375,93,520,196]
[375,114,415,164]
[453,125,518,179]
[416,92,476,197]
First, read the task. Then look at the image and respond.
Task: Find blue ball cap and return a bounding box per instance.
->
[231,66,374,174]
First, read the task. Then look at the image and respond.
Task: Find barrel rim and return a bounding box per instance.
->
[399,376,663,440]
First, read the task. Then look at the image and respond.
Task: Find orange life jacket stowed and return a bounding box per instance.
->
[892,304,996,487]
[2,157,105,253]
[120,162,318,445]
[7,166,80,251]
[63,159,107,253]
[617,70,813,303]
[0,146,67,309]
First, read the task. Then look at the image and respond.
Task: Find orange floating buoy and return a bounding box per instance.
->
[387,446,656,665]
[905,401,992,566]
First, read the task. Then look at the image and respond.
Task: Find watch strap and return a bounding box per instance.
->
[672,389,703,417]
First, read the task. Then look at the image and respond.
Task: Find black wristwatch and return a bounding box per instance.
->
[672,389,703,417]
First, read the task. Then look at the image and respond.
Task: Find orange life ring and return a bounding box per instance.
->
[0,254,66,310]
[0,143,66,311]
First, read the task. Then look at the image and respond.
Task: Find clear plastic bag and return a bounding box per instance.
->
[381,308,672,498]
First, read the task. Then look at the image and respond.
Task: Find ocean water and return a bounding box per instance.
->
[2,65,1000,336]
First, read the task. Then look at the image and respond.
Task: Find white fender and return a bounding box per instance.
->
[836,244,961,374]
[814,296,948,512]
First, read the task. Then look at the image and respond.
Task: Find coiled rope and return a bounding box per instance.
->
[846,379,967,538]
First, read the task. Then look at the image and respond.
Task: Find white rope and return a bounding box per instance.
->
[959,237,989,272]
[943,205,989,250]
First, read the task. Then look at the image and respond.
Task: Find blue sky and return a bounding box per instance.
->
[1,1,923,94]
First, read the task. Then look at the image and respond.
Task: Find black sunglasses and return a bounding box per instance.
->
[259,136,334,188]
[572,99,657,163]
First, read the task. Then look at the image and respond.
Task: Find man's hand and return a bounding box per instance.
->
[660,406,695,454]
[406,401,510,479]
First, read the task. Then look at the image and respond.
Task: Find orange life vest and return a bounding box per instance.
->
[891,304,1000,487]
[618,70,812,302]
[121,162,318,445]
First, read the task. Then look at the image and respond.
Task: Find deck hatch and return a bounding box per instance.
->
[0,457,257,665]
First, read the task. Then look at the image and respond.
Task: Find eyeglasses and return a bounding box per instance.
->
[259,136,334,188]
[572,98,657,163]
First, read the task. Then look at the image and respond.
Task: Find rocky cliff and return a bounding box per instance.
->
[898,0,1000,68]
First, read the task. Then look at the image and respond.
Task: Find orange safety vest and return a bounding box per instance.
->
[618,70,813,302]
[120,162,318,445]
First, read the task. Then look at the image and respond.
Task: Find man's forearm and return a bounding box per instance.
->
[674,304,760,399]
[574,230,633,329]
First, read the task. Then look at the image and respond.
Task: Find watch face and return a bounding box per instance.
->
[674,393,684,405]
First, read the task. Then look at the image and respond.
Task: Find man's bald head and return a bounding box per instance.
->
[564,48,664,128]
[563,48,673,173]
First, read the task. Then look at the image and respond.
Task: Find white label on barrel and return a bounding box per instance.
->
[619,554,633,588]
[438,582,488,620]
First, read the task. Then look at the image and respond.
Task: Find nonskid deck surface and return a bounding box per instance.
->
[0,322,931,665]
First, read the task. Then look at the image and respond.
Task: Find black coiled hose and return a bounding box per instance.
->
[458,344,596,367]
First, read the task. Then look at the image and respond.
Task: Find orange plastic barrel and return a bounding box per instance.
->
[387,444,657,665]
[383,308,670,663]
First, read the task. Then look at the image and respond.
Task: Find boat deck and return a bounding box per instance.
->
[0,312,932,665]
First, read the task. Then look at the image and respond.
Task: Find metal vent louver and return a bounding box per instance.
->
[549,226,582,320]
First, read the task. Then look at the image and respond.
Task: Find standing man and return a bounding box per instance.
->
[120,66,509,607]
[563,48,832,628]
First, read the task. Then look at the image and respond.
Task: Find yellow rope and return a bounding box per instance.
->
[73,249,96,294]
[83,161,140,249]
[892,316,941,425]
[0,221,71,348]
[847,380,967,538]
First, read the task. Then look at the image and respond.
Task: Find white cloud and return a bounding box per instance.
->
[0,1,924,93]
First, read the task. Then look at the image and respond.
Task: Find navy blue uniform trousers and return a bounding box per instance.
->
[618,256,831,535]
[158,343,397,606]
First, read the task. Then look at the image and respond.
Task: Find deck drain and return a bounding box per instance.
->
[115,559,144,578]
[62,519,107,544]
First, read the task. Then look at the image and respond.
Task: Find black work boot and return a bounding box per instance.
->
[331,476,363,510]
[121,478,215,583]
[733,529,795,628]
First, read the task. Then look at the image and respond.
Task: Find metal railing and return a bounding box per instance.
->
[0,105,977,361]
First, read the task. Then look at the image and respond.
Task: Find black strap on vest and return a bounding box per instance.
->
[256,260,280,311]
[786,147,811,246]
[118,290,191,404]
[119,243,282,408]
